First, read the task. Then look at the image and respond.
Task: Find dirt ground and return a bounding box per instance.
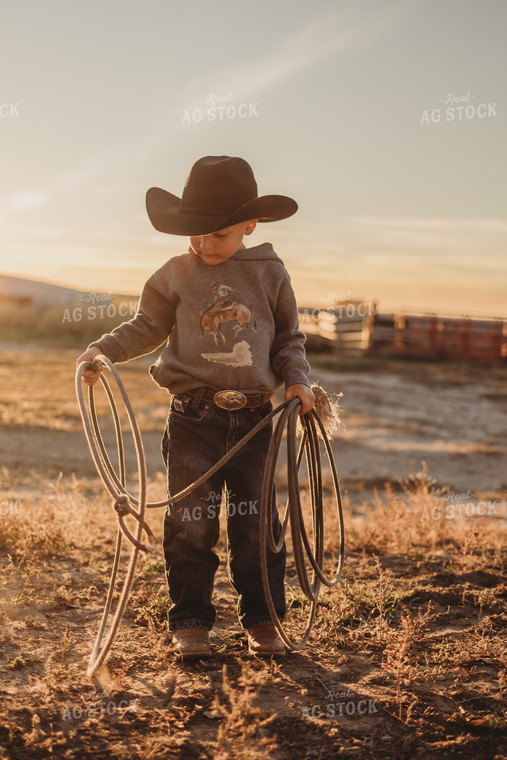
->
[0,345,506,759]
[1,345,506,505]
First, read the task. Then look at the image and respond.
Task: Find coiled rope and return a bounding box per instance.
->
[75,355,344,676]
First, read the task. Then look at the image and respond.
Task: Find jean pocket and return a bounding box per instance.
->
[170,395,212,424]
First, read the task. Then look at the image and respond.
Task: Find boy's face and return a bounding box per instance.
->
[189,220,257,265]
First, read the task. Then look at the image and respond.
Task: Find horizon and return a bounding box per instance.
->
[1,269,505,320]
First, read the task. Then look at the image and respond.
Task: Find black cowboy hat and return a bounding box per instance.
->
[146,155,298,236]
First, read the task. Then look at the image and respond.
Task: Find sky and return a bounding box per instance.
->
[1,0,506,316]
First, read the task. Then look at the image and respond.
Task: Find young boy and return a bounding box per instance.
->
[77,156,315,658]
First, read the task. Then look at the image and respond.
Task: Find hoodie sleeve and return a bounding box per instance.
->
[89,273,176,363]
[269,273,311,388]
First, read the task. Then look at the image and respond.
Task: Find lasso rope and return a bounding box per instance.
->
[75,355,344,676]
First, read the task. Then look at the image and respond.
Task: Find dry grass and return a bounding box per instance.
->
[0,473,92,560]
[211,665,279,759]
[345,464,504,563]
[0,468,505,759]
[0,300,133,348]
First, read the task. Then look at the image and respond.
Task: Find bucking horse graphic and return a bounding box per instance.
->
[200,282,257,345]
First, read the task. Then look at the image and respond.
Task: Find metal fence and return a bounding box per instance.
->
[299,302,507,362]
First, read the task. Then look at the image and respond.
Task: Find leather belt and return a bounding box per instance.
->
[187,387,273,410]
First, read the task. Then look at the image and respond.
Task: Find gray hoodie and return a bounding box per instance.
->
[91,243,310,395]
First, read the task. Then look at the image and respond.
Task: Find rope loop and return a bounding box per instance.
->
[75,355,345,674]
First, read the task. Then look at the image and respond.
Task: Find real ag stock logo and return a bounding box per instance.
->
[0,103,20,118]
[420,490,498,522]
[420,92,498,124]
[62,292,139,323]
[181,92,258,125]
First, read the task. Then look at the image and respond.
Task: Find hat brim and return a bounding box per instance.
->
[146,187,298,236]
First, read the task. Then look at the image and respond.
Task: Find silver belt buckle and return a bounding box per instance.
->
[213,390,247,410]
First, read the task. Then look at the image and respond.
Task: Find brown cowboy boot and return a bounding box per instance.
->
[172,628,211,658]
[246,623,286,656]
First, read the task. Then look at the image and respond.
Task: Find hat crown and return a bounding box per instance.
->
[145,155,297,235]
[180,156,258,216]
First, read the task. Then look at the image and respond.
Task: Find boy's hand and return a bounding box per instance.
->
[285,384,315,415]
[76,346,104,386]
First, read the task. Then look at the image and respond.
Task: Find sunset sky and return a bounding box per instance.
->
[1,0,506,316]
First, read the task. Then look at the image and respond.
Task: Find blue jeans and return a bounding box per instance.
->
[161,392,287,631]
